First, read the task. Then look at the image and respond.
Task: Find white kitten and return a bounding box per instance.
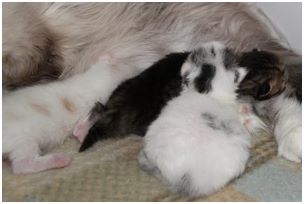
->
[138,42,264,197]
[2,54,138,174]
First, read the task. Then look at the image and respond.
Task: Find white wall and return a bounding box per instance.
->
[255,2,302,54]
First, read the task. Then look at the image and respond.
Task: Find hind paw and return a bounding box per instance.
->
[12,153,72,174]
[52,153,72,168]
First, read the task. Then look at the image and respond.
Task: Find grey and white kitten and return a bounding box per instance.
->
[138,42,263,197]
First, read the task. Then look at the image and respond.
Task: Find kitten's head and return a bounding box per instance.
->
[181,41,247,99]
[236,49,286,100]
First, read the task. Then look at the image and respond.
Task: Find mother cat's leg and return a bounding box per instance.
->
[255,57,302,162]
[272,93,301,162]
[3,55,139,173]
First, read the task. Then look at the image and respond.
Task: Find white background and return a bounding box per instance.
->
[256,2,302,54]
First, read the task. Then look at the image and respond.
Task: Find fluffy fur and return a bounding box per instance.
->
[2,2,301,174]
[3,3,299,87]
[2,54,138,173]
[138,42,262,197]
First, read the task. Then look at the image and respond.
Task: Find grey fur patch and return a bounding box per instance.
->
[176,173,192,196]
[201,112,234,135]
[138,150,161,177]
[88,102,105,121]
[189,47,207,67]
[284,56,302,103]
[210,46,216,56]
[223,48,237,69]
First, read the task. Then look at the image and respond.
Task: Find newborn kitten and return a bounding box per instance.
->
[75,50,188,151]
[2,53,136,174]
[138,43,262,197]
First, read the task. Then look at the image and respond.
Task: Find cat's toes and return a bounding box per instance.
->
[52,154,72,168]
[277,127,302,163]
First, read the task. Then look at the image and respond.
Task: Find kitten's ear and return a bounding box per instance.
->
[235,67,248,83]
[180,62,193,78]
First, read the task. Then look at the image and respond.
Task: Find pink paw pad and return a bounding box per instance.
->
[241,105,250,114]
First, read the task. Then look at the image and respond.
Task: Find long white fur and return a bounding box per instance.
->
[138,42,263,196]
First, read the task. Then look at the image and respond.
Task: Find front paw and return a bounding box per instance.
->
[277,126,302,163]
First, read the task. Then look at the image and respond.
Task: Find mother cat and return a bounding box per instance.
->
[3,2,301,170]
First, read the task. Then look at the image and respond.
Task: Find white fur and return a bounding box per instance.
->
[253,90,302,163]
[139,90,250,196]
[2,55,138,173]
[138,43,263,196]
[271,94,302,162]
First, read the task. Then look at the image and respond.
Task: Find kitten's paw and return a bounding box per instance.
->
[12,153,72,174]
[240,104,250,114]
[239,104,252,128]
[277,126,302,163]
[73,120,91,143]
[52,153,72,168]
[239,103,266,134]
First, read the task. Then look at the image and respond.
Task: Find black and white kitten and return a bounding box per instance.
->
[138,42,260,197]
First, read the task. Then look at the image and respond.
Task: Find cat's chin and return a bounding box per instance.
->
[277,126,302,163]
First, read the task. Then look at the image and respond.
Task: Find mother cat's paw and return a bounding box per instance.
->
[277,126,302,163]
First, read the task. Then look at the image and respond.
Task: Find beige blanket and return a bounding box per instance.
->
[3,129,283,201]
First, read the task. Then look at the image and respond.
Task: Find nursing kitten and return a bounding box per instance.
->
[2,54,137,174]
[138,43,261,197]
[74,42,281,152]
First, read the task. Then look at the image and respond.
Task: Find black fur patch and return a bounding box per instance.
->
[79,52,190,151]
[194,64,216,93]
[238,49,280,72]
